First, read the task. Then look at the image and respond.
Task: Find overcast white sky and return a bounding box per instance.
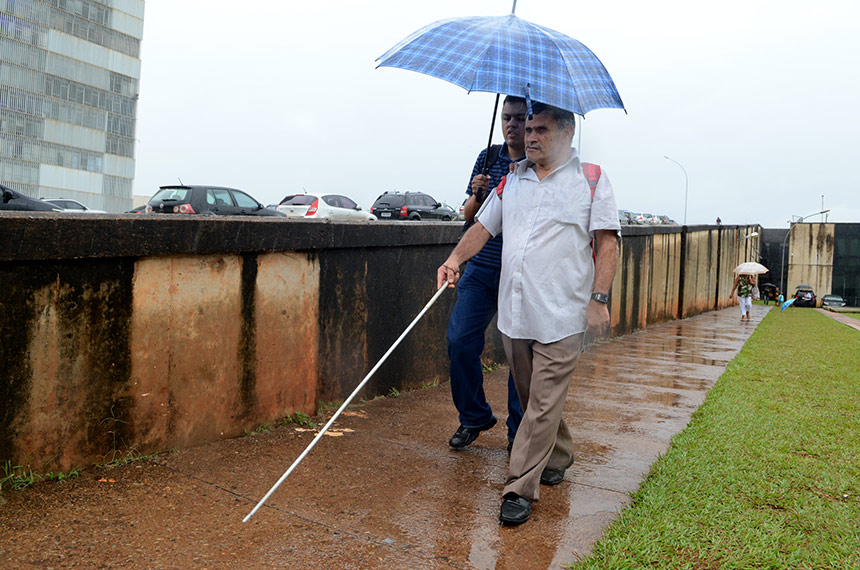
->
[133,0,860,228]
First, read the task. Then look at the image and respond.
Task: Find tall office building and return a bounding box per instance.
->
[0,0,143,212]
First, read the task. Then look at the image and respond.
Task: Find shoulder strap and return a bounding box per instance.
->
[481,144,505,175]
[582,162,601,200]
[582,162,603,263]
[495,173,508,199]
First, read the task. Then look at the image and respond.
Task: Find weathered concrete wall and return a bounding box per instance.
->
[788,223,835,302]
[128,253,320,454]
[0,214,749,472]
[611,227,682,335]
[0,258,136,472]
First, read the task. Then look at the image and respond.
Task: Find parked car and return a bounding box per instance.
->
[370,191,456,221]
[793,285,817,307]
[437,202,458,220]
[821,294,847,308]
[141,185,286,217]
[618,209,634,225]
[458,198,467,221]
[1,184,63,212]
[276,193,375,221]
[657,215,678,225]
[40,198,106,213]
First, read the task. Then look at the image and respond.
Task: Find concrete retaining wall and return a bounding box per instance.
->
[789,223,835,299]
[0,214,757,472]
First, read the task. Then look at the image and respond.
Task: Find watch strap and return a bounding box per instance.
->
[591,292,609,304]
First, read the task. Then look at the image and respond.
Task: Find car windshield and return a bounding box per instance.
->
[280,195,317,206]
[824,295,842,301]
[151,188,191,202]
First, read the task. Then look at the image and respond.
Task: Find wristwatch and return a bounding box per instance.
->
[590,292,609,304]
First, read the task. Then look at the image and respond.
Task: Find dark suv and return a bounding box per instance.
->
[794,285,817,308]
[370,191,455,221]
[140,185,285,217]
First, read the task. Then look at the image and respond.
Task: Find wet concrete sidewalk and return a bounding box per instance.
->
[817,308,860,333]
[0,305,767,569]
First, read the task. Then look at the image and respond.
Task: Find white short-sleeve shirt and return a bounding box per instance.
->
[477,148,620,343]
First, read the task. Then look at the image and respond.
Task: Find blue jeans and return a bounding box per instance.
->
[447,262,523,442]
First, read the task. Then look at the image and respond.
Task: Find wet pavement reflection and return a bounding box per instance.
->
[0,306,767,569]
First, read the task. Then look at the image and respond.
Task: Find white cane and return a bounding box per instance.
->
[243,282,451,522]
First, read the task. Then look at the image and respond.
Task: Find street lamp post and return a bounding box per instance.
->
[664,156,688,225]
[742,231,759,262]
[779,209,830,295]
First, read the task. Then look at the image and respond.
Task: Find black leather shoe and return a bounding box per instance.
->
[540,456,574,486]
[499,493,532,525]
[449,416,497,449]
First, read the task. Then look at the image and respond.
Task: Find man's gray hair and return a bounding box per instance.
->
[530,102,576,130]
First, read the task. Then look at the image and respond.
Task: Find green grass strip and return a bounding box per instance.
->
[571,308,860,569]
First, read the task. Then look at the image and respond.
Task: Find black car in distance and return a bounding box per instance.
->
[142,185,285,217]
[793,285,817,308]
[370,191,456,221]
[1,184,62,212]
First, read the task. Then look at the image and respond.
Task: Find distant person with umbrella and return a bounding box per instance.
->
[729,273,755,322]
[438,101,621,525]
[446,95,527,452]
[759,283,777,305]
[730,262,769,322]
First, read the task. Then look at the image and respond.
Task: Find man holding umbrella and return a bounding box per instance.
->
[437,101,620,525]
[446,95,527,453]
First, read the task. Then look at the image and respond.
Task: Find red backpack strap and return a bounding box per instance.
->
[582,162,601,200]
[582,162,602,263]
[495,173,508,199]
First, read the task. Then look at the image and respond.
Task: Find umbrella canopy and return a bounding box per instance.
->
[733,261,769,275]
[376,14,625,116]
[781,297,796,312]
[760,283,777,288]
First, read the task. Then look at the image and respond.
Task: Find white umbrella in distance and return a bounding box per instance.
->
[733,261,769,275]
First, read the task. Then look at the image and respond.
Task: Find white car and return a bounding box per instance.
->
[276,194,376,221]
[633,212,660,225]
[40,198,106,213]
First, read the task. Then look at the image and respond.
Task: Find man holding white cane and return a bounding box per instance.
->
[437,101,620,525]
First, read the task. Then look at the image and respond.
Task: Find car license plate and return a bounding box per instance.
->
[381,212,391,218]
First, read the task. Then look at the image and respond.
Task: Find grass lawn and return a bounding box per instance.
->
[571,308,860,569]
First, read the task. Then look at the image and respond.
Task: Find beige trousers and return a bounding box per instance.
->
[501,333,583,501]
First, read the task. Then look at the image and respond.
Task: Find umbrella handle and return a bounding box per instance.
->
[481,94,501,176]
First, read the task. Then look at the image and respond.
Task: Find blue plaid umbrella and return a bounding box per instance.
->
[376,14,625,116]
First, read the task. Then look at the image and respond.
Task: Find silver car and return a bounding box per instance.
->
[40,198,106,213]
[822,294,847,308]
[276,194,376,221]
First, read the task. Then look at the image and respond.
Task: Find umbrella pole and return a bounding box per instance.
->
[481,94,501,175]
[242,282,451,523]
